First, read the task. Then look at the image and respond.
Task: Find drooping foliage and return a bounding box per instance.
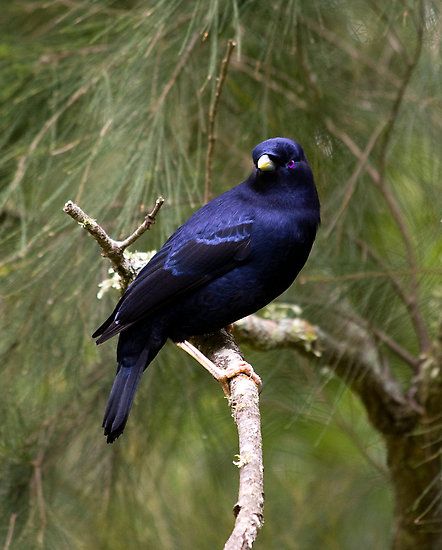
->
[0,1,440,548]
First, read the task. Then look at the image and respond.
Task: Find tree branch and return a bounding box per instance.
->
[151,30,201,114]
[204,39,236,203]
[3,513,17,550]
[63,197,164,288]
[323,7,430,356]
[63,198,264,549]
[325,116,431,356]
[234,315,420,435]
[117,196,165,250]
[325,119,386,237]
[193,331,264,550]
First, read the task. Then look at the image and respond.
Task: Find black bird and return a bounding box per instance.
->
[93,137,320,442]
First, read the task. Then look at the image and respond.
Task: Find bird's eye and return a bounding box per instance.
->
[287,160,296,169]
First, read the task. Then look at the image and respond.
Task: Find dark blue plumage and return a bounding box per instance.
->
[93,137,320,442]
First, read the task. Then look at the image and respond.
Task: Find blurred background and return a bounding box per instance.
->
[0,1,441,548]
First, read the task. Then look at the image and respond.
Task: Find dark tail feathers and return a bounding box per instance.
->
[103,346,149,443]
[102,321,167,443]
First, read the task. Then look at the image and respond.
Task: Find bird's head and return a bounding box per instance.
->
[252,137,307,175]
[250,137,319,220]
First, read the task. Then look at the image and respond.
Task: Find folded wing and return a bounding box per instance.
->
[92,220,253,344]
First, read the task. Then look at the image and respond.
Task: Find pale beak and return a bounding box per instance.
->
[257,154,275,172]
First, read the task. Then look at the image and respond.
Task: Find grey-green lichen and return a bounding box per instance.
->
[97,249,156,299]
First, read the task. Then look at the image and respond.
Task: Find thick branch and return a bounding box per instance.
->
[193,331,264,550]
[234,315,419,435]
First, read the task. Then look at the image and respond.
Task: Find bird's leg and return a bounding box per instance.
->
[177,340,231,395]
[177,340,262,397]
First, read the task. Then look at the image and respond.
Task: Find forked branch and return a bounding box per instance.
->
[63,198,264,550]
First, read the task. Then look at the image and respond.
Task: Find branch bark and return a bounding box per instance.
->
[234,315,419,435]
[63,197,164,288]
[234,314,442,548]
[194,331,264,550]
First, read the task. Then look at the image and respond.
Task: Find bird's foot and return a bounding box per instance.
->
[177,341,262,397]
[217,360,262,397]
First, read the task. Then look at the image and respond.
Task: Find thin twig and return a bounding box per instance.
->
[352,235,424,370]
[324,118,381,184]
[324,117,431,354]
[204,39,236,203]
[32,450,47,548]
[177,340,231,395]
[63,197,164,287]
[151,31,201,114]
[117,196,165,249]
[371,326,420,371]
[325,119,386,237]
[3,513,17,550]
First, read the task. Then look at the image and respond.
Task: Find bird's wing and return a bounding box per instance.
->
[93,220,253,343]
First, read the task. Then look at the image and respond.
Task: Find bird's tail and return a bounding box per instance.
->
[102,322,166,443]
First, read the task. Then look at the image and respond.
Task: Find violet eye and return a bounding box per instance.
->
[287,160,296,169]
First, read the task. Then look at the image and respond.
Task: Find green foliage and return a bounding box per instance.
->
[0,1,440,548]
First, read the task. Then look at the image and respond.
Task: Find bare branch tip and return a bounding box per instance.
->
[63,200,74,212]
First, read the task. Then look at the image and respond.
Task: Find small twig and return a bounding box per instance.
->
[117,196,165,249]
[151,31,201,114]
[32,450,47,548]
[63,197,164,287]
[352,235,423,370]
[204,39,236,203]
[3,513,17,550]
[177,340,231,395]
[371,326,420,371]
[325,119,386,237]
[324,118,381,184]
[325,117,431,355]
